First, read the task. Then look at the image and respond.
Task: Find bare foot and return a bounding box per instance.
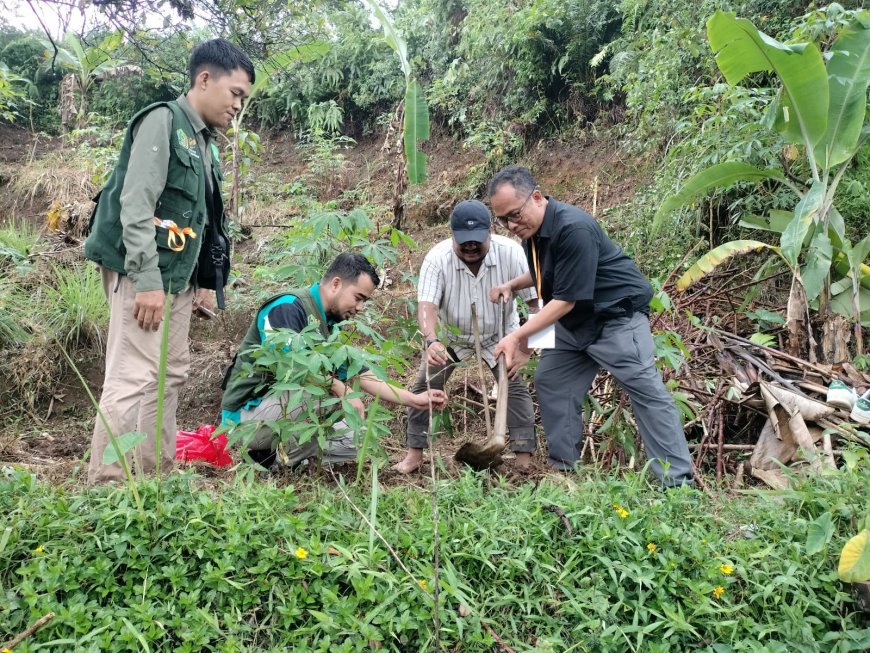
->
[393,449,424,474]
[514,452,533,472]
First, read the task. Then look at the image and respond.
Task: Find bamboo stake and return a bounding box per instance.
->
[424,338,441,653]
[716,411,725,482]
[470,303,492,440]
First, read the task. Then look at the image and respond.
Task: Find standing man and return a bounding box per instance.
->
[394,200,538,474]
[488,166,693,486]
[222,253,447,468]
[84,39,254,483]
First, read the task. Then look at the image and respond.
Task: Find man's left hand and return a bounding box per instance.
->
[494,333,520,371]
[192,288,215,319]
[410,389,447,411]
[505,348,531,379]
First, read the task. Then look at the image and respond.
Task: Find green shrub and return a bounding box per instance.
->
[0,220,39,276]
[3,464,870,651]
[0,276,30,347]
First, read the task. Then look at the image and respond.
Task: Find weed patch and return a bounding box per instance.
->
[2,468,870,651]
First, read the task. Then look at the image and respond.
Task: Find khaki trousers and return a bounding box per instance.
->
[88,267,193,483]
[241,392,358,468]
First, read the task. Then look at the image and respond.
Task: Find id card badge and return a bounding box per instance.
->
[526,312,556,349]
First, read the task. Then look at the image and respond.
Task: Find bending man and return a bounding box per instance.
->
[395,200,537,473]
[489,166,693,486]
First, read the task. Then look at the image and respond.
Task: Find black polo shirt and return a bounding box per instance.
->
[524,198,653,334]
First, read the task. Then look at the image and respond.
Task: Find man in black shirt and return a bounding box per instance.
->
[489,166,693,486]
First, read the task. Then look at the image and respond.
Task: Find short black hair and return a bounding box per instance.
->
[487,165,537,199]
[323,253,380,288]
[188,38,255,88]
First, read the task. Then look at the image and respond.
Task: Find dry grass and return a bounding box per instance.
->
[4,153,98,236]
[9,152,97,207]
[6,335,64,410]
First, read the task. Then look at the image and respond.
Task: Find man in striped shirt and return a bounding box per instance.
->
[394,200,538,474]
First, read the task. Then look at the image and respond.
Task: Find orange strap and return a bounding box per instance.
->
[530,238,543,308]
[153,217,197,252]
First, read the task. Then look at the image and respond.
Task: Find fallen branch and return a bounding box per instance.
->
[543,503,573,535]
[483,623,517,653]
[717,330,845,382]
[3,612,55,649]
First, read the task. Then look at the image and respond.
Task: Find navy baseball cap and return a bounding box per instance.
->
[450,200,491,244]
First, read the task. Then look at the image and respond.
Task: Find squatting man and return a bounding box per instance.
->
[221,253,447,467]
[394,199,539,474]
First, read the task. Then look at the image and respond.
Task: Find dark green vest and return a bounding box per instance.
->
[221,288,329,413]
[84,100,224,293]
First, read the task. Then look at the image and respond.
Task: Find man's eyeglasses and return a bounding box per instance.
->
[493,187,537,228]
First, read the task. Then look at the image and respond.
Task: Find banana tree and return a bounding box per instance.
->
[41,31,129,132]
[364,0,430,229]
[657,8,870,359]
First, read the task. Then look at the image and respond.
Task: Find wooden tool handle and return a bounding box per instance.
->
[493,297,510,440]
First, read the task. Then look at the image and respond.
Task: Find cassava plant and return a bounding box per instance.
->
[221,323,400,479]
[655,6,870,360]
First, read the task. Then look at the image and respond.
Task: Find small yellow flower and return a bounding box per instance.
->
[419,580,427,590]
[713,585,725,599]
[294,547,309,560]
[612,503,629,518]
[647,543,657,553]
[33,545,44,554]
[3,647,13,653]
[720,564,734,575]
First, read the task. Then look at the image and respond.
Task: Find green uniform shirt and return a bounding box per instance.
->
[121,94,215,293]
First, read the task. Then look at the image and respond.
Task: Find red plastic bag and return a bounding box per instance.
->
[176,424,233,467]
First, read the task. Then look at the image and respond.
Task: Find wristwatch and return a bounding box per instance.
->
[425,338,440,348]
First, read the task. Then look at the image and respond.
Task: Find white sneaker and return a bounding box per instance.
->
[827,380,857,410]
[851,390,870,425]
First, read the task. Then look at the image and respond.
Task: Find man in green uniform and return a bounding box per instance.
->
[221,253,447,468]
[84,39,254,483]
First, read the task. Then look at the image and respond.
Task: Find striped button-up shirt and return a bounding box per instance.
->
[417,234,537,367]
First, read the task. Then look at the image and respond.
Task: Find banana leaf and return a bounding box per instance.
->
[403,79,429,185]
[817,20,870,168]
[707,11,828,149]
[676,240,782,291]
[654,162,784,231]
[780,180,825,268]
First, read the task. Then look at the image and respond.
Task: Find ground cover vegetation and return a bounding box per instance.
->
[1,0,870,649]
[5,464,870,651]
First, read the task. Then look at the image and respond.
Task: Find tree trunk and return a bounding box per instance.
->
[59,74,77,134]
[388,101,406,230]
